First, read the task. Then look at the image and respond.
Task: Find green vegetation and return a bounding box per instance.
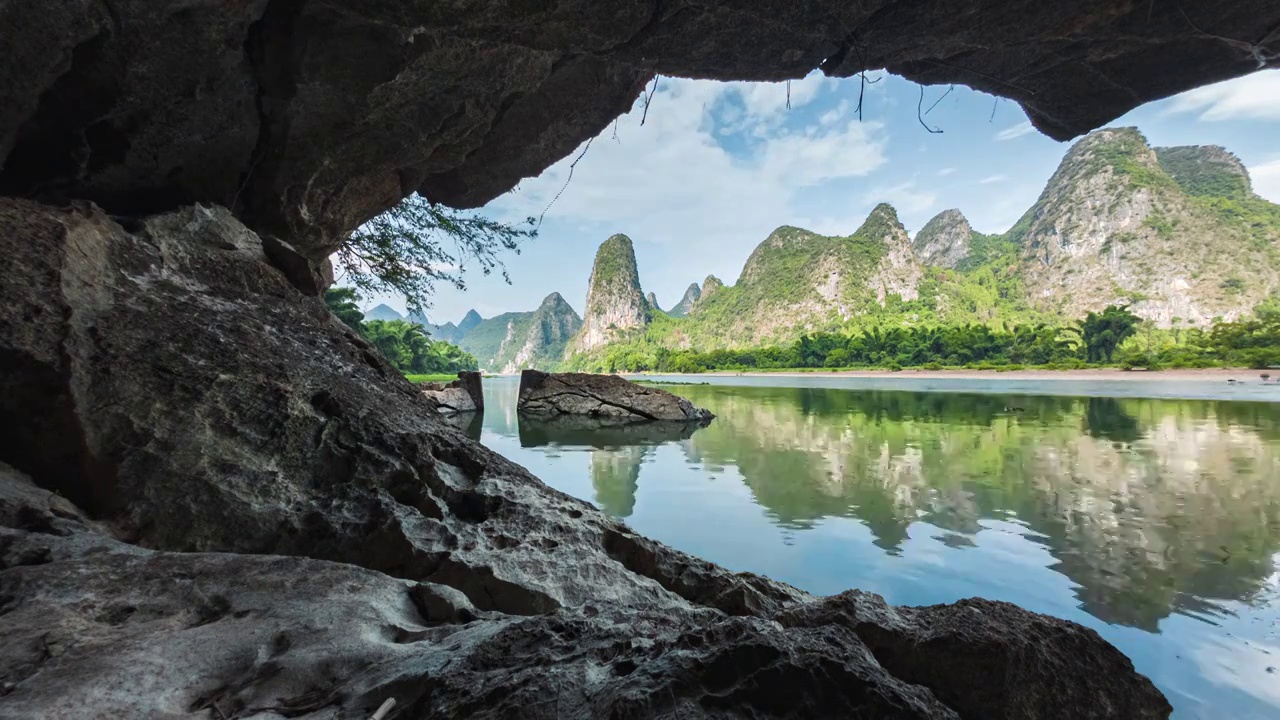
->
[335,194,536,315]
[565,302,1280,373]
[405,373,462,383]
[1082,128,1178,192]
[1077,305,1140,363]
[324,288,478,375]
[1155,146,1252,201]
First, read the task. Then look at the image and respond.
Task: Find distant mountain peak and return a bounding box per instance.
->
[701,274,724,297]
[539,291,569,308]
[646,291,659,309]
[458,309,483,332]
[913,209,973,268]
[569,234,648,353]
[669,282,701,317]
[364,303,404,321]
[854,202,907,242]
[1155,144,1252,200]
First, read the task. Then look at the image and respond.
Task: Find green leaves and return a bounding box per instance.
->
[335,195,536,316]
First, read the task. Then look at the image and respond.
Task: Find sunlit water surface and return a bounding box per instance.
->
[454,376,1280,719]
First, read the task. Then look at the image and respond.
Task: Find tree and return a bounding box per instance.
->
[324,287,365,331]
[335,194,537,315]
[322,287,478,374]
[1076,305,1140,363]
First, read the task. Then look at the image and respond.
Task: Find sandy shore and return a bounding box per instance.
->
[687,368,1269,382]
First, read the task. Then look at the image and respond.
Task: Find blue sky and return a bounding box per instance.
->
[356,70,1280,323]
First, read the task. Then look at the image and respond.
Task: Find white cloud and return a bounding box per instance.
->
[491,75,888,262]
[936,167,956,177]
[1251,158,1280,203]
[1165,70,1280,121]
[994,121,1035,141]
[979,174,1008,184]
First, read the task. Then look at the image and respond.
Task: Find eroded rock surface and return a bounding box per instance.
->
[0,199,1171,718]
[420,371,485,414]
[518,370,715,424]
[1,2,1275,261]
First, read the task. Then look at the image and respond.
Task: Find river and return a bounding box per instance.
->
[458,375,1280,719]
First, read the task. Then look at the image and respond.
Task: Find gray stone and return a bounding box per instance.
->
[2,2,1276,264]
[421,371,485,414]
[518,370,715,423]
[0,199,1171,718]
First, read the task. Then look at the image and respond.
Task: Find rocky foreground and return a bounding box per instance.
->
[0,199,1173,717]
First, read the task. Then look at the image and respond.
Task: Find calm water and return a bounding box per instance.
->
[465,376,1280,719]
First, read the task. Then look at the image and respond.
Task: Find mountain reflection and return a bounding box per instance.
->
[668,386,1280,631]
[518,416,706,518]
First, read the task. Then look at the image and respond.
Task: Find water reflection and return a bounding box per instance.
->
[479,377,1280,717]
[439,411,484,441]
[519,416,705,518]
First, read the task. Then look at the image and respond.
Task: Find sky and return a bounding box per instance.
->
[353,69,1280,323]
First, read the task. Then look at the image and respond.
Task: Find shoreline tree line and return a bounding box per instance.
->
[567,303,1280,374]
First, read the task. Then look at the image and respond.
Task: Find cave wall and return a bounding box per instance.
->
[2,0,1277,266]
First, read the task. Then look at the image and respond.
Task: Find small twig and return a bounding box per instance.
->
[917,84,943,134]
[640,74,661,126]
[537,137,593,227]
[611,118,619,142]
[923,84,955,116]
[786,80,791,110]
[989,96,999,122]
[370,698,396,720]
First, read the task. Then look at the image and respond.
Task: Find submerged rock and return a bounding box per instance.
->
[0,199,1170,718]
[518,370,715,424]
[420,371,485,414]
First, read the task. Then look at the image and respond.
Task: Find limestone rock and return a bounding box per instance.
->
[2,1,1277,265]
[913,209,973,269]
[569,234,650,354]
[777,590,1173,720]
[699,275,725,303]
[669,283,702,317]
[456,294,582,373]
[0,199,1171,719]
[1010,128,1280,327]
[518,370,715,423]
[861,204,923,305]
[420,371,485,414]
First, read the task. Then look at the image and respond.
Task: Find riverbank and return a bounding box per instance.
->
[684,367,1268,382]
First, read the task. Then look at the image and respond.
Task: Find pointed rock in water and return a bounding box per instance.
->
[669,282,701,317]
[570,234,649,353]
[517,369,714,424]
[913,208,973,268]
